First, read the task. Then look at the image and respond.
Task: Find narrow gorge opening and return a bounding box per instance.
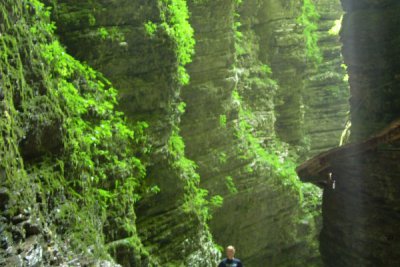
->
[1,0,399,267]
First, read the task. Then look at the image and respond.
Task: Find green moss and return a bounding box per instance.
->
[144,20,158,37]
[219,114,227,128]
[158,0,195,85]
[297,0,323,65]
[232,87,321,206]
[0,0,151,263]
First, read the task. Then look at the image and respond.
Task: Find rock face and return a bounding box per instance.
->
[49,0,349,265]
[341,0,400,142]
[321,142,400,267]
[180,0,348,266]
[267,0,349,158]
[335,0,400,265]
[1,0,351,266]
[0,1,143,266]
[51,0,220,265]
[297,123,400,266]
[296,0,400,266]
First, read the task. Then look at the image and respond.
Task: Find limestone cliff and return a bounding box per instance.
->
[181,0,347,265]
[49,0,221,265]
[1,0,351,266]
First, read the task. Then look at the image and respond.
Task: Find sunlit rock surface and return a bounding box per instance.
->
[268,0,349,158]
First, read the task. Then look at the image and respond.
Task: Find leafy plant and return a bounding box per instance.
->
[219,114,227,128]
[1,0,150,261]
[297,0,323,65]
[158,0,195,85]
[98,27,109,40]
[144,21,157,36]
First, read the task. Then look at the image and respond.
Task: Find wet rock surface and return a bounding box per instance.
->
[314,142,400,267]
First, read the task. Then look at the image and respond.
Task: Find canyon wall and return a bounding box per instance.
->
[307,0,400,266]
[181,0,347,265]
[1,0,350,266]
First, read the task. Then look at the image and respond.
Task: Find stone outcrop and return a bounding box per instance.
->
[0,1,142,266]
[50,0,349,266]
[297,0,400,266]
[297,121,400,266]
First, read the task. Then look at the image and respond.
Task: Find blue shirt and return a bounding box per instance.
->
[218,258,243,267]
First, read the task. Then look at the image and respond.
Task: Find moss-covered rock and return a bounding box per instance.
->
[0,0,150,265]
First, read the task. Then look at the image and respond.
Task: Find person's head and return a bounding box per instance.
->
[226,245,235,260]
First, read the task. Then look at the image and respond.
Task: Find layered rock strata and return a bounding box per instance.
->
[297,0,400,266]
[6,0,351,266]
[26,0,220,265]
[266,0,349,158]
[180,0,347,265]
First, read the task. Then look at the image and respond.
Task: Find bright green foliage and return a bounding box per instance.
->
[98,27,109,39]
[158,0,195,85]
[261,64,273,75]
[219,114,227,128]
[88,13,96,26]
[231,88,321,248]
[297,0,323,65]
[144,20,158,36]
[0,0,149,261]
[218,152,227,164]
[233,1,244,57]
[97,26,125,42]
[210,195,224,208]
[178,101,186,114]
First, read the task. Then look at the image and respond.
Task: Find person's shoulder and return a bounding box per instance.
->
[218,258,227,267]
[234,258,243,266]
